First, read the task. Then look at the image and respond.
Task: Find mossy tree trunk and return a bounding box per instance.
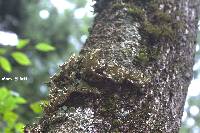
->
[27,0,200,132]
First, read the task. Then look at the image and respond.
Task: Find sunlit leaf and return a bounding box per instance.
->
[0,48,6,55]
[0,87,26,132]
[5,127,12,133]
[0,87,9,101]
[41,100,48,105]
[15,122,25,133]
[0,56,12,72]
[2,95,17,113]
[11,52,31,66]
[35,43,55,52]
[3,111,18,127]
[0,87,27,113]
[16,39,30,49]
[30,101,43,114]
[15,97,27,104]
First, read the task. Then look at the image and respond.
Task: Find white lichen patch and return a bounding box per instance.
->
[52,107,101,133]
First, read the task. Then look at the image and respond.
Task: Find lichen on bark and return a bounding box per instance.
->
[27,0,200,132]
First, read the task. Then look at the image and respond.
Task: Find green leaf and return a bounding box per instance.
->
[16,39,30,49]
[30,101,43,114]
[0,87,27,113]
[1,95,17,113]
[0,87,10,101]
[0,48,6,55]
[15,97,27,104]
[5,127,12,133]
[3,111,18,127]
[0,56,12,72]
[35,43,55,52]
[11,52,31,66]
[15,122,25,133]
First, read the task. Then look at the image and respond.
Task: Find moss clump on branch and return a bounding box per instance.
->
[153,11,171,23]
[127,6,145,21]
[112,3,125,9]
[142,21,174,39]
[112,3,145,21]
[136,47,149,62]
[112,0,175,44]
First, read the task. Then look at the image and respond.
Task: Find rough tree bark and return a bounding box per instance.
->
[27,0,200,132]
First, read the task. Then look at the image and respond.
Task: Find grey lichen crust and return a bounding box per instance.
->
[27,0,200,132]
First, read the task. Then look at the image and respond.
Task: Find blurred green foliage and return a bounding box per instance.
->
[0,87,26,133]
[0,0,92,132]
[16,39,30,50]
[30,101,45,114]
[0,38,56,132]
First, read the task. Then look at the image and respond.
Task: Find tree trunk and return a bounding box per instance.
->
[27,0,200,132]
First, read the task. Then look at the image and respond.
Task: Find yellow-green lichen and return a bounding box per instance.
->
[136,47,149,62]
[172,21,185,31]
[148,2,159,11]
[159,25,174,38]
[153,11,171,23]
[112,3,145,21]
[112,119,122,127]
[127,6,145,21]
[112,3,125,9]
[142,21,174,39]
[128,6,144,16]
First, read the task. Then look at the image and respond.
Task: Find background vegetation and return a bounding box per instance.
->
[0,0,199,132]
